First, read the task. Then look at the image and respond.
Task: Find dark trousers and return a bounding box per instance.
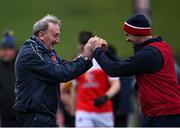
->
[143,114,180,127]
[114,114,128,127]
[17,112,57,127]
[1,116,19,127]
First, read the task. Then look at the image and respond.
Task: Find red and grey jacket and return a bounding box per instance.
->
[93,37,180,117]
[136,40,180,116]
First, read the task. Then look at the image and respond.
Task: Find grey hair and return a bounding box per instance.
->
[33,14,61,36]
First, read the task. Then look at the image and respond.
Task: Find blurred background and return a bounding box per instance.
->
[0,0,180,60]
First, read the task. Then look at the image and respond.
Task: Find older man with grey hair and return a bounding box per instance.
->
[14,15,106,127]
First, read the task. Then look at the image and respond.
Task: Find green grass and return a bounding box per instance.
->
[0,0,133,59]
[0,0,180,60]
[151,0,180,57]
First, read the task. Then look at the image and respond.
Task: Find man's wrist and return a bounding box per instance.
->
[81,55,92,61]
[93,46,101,51]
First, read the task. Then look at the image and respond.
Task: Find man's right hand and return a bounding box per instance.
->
[83,36,108,59]
[86,36,108,51]
[83,42,93,60]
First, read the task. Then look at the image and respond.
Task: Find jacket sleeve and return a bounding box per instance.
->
[20,52,92,83]
[93,47,163,77]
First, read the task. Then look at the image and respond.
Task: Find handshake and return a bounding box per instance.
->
[83,36,108,60]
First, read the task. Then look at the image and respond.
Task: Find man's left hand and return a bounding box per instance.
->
[87,36,108,51]
[94,95,109,107]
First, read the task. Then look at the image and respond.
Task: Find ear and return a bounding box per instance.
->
[38,31,45,40]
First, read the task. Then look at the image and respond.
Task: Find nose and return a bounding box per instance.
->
[57,36,60,40]
[125,37,129,41]
[56,37,60,43]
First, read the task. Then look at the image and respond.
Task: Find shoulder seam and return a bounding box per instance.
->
[29,40,44,61]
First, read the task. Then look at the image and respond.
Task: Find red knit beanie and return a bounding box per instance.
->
[123,14,151,36]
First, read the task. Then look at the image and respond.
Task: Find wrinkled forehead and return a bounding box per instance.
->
[47,22,60,32]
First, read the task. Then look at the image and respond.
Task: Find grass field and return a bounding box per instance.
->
[151,0,180,59]
[0,0,180,60]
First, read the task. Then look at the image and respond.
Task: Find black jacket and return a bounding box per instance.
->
[14,36,92,116]
[93,37,163,77]
[0,59,17,117]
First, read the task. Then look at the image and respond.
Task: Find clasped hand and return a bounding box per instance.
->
[83,36,108,59]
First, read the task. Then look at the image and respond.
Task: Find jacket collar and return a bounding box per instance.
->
[27,36,58,59]
[30,36,50,51]
[134,36,163,52]
[24,35,52,54]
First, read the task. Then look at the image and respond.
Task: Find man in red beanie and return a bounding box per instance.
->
[84,14,180,127]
